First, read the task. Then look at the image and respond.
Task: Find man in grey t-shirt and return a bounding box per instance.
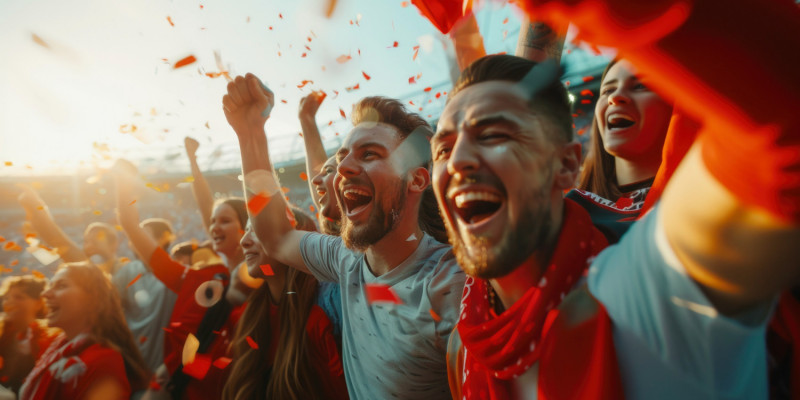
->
[223,78,465,399]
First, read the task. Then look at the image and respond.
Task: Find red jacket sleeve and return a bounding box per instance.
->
[149,246,188,293]
[306,306,349,400]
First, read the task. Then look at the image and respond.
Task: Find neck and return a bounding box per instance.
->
[265,265,288,304]
[365,223,425,277]
[614,155,660,187]
[225,248,245,271]
[489,200,564,310]
[61,324,90,342]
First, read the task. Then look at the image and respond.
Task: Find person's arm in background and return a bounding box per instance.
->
[449,14,486,71]
[298,92,328,207]
[223,74,310,273]
[17,185,85,262]
[514,18,566,63]
[520,0,800,315]
[184,136,214,235]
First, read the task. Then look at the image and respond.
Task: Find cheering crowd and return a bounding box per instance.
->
[1,0,799,398]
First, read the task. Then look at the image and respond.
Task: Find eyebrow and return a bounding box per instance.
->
[466,115,517,129]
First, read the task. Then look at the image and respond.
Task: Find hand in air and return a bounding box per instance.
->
[298,91,325,120]
[222,73,274,139]
[184,136,200,158]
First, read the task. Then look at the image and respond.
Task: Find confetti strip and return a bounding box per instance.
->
[297,80,314,88]
[580,89,593,96]
[129,199,137,205]
[429,308,442,322]
[260,264,274,276]
[174,55,197,69]
[339,108,346,118]
[183,354,212,380]
[299,172,308,181]
[247,192,271,216]
[167,16,175,26]
[582,76,595,83]
[32,270,46,279]
[213,357,232,369]
[246,336,259,349]
[362,71,371,80]
[423,87,432,92]
[336,54,352,64]
[127,273,143,288]
[364,283,403,305]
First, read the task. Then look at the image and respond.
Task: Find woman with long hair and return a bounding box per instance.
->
[566,58,673,243]
[223,210,348,400]
[0,275,58,394]
[18,263,149,399]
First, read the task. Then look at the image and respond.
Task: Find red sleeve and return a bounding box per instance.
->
[521,0,800,222]
[149,246,188,293]
[306,306,349,400]
[72,345,132,400]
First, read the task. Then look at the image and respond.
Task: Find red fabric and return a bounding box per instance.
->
[458,200,608,399]
[150,247,243,400]
[410,0,471,34]
[19,334,130,400]
[306,306,349,400]
[539,291,624,399]
[769,293,800,398]
[517,0,800,222]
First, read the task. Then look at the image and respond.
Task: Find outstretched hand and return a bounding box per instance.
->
[184,136,200,158]
[222,73,274,140]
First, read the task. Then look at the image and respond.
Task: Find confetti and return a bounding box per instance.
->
[429,308,442,322]
[285,207,297,228]
[119,257,131,264]
[32,270,46,279]
[365,283,403,305]
[279,13,283,19]
[167,16,175,26]
[247,193,271,216]
[339,108,346,118]
[336,54,352,64]
[139,336,148,344]
[299,172,308,181]
[580,99,591,104]
[0,236,4,242]
[423,87,432,92]
[281,187,291,194]
[3,242,21,251]
[213,357,232,369]
[362,71,371,80]
[259,264,274,276]
[391,41,399,48]
[127,273,142,288]
[31,34,50,49]
[174,55,197,69]
[412,45,420,61]
[129,199,137,205]
[183,354,212,380]
[582,76,595,83]
[401,1,409,6]
[503,18,509,24]
[297,80,314,88]
[3,162,11,166]
[345,83,360,91]
[580,89,593,96]
[246,336,259,349]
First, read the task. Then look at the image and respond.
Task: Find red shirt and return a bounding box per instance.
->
[19,333,130,400]
[150,247,244,400]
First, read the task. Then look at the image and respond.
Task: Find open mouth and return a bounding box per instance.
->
[452,191,503,225]
[212,235,225,245]
[342,187,373,215]
[607,113,636,130]
[46,304,59,319]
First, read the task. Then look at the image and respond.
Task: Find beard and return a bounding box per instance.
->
[446,190,553,280]
[341,178,407,251]
[321,218,341,236]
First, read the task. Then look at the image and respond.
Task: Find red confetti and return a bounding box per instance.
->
[435,92,441,99]
[328,121,333,126]
[139,336,148,344]
[279,13,283,19]
[339,108,346,118]
[304,45,311,51]
[260,264,274,276]
[213,357,232,369]
[364,283,403,305]
[127,273,142,288]
[183,354,212,380]
[412,45,420,61]
[297,80,314,88]
[174,55,197,69]
[301,53,307,58]
[392,41,399,47]
[10,260,19,267]
[502,18,509,24]
[346,83,360,91]
[149,381,161,391]
[577,128,586,136]
[423,87,432,92]
[401,1,409,6]
[281,99,288,104]
[300,172,308,181]
[247,193,271,216]
[408,100,415,106]
[565,80,571,87]
[336,54,352,64]
[408,76,417,84]
[580,99,592,104]
[362,71,371,80]
[285,207,297,228]
[246,336,259,349]
[580,89,593,96]
[429,308,442,322]
[582,76,595,83]
[167,16,175,27]
[269,26,273,30]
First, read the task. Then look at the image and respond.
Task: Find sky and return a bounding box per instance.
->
[0,0,526,175]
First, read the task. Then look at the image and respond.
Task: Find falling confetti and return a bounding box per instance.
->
[345,83,360,92]
[390,41,399,48]
[167,16,175,26]
[3,162,11,166]
[247,193,271,216]
[365,284,403,305]
[299,172,308,181]
[429,308,442,322]
[119,257,131,264]
[580,89,593,96]
[183,354,212,380]
[246,336,259,349]
[339,108,346,118]
[260,264,274,276]
[174,55,197,69]
[127,273,143,288]
[362,71,371,80]
[582,76,595,83]
[297,80,314,89]
[336,54,352,64]
[408,76,417,84]
[213,357,232,369]
[423,87,432,92]
[412,45,420,60]
[31,34,50,49]
[129,199,137,205]
[32,270,46,279]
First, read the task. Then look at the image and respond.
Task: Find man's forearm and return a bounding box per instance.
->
[515,19,565,63]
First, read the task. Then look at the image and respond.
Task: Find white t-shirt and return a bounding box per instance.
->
[300,232,466,400]
[588,206,774,399]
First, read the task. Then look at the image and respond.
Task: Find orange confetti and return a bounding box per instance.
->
[423,87,432,92]
[25,233,37,240]
[281,99,288,104]
[582,76,595,83]
[3,162,11,166]
[401,1,409,6]
[246,336,259,349]
[127,273,143,288]
[297,80,314,89]
[259,264,274,276]
[391,41,399,47]
[174,55,197,69]
[32,270,46,279]
[281,187,291,194]
[167,16,175,26]
[0,236,4,242]
[139,336,148,344]
[336,54,352,64]
[339,108,346,118]
[300,172,308,181]
[93,210,102,216]
[364,283,403,305]
[31,34,50,49]
[429,308,442,322]
[346,83,360,91]
[213,357,232,369]
[412,45,420,61]
[362,71,371,80]
[119,257,131,264]
[3,242,19,251]
[10,260,19,267]
[247,193,271,216]
[129,199,137,205]
[301,53,307,58]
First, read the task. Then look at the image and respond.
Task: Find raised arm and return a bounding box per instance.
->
[223,74,310,274]
[113,159,159,266]
[17,185,85,263]
[514,19,566,63]
[184,136,215,235]
[449,14,487,71]
[298,92,328,207]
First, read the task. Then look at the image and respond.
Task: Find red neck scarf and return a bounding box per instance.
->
[19,333,92,400]
[458,200,607,399]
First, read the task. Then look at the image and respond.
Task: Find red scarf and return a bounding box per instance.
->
[19,333,92,400]
[458,200,608,399]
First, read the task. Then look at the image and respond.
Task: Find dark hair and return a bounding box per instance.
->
[577,59,621,199]
[141,218,174,251]
[351,96,447,243]
[214,198,248,228]
[0,275,47,319]
[450,54,573,143]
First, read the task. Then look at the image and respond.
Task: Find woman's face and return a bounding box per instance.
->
[239,221,275,279]
[41,269,92,335]
[595,60,672,161]
[209,203,244,258]
[2,287,43,325]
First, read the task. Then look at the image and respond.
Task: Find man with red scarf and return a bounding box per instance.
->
[432,2,800,392]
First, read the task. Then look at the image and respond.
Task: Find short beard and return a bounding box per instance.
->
[341,179,407,252]
[321,218,341,236]
[447,196,553,280]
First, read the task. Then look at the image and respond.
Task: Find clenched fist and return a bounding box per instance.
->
[222,73,274,140]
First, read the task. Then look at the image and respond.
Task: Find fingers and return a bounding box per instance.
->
[222,94,236,113]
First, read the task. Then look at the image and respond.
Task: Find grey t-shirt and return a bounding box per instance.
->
[300,232,466,400]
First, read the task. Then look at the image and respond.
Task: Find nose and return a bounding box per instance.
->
[447,136,480,177]
[608,87,629,106]
[42,286,53,299]
[336,154,360,178]
[311,170,324,186]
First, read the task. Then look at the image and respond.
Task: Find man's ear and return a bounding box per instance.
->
[408,166,431,194]
[554,141,581,191]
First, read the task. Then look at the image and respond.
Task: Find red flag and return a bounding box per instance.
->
[409,0,469,34]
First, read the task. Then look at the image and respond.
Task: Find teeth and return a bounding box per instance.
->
[607,113,634,124]
[343,188,370,199]
[454,191,501,208]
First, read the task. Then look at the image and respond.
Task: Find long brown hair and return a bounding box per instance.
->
[223,209,329,400]
[577,59,623,200]
[59,262,150,392]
